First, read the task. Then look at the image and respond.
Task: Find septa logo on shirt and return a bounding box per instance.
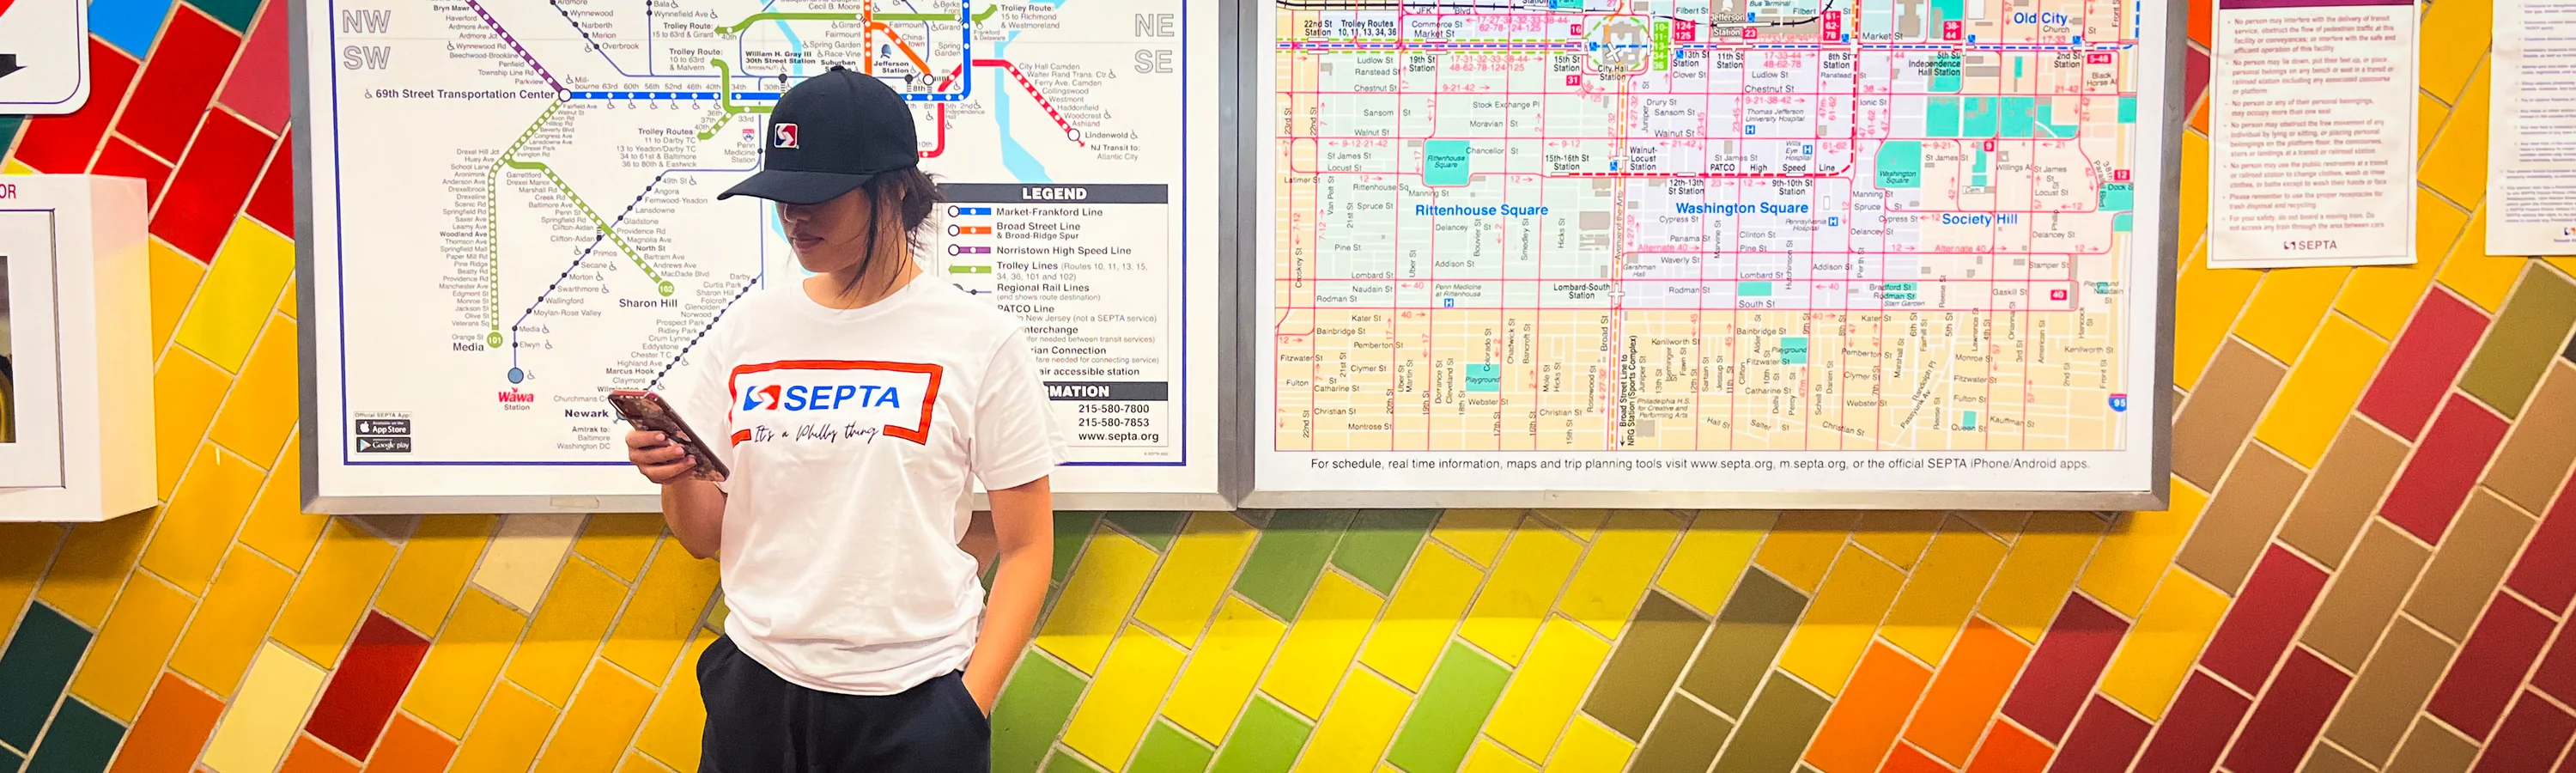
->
[730,361,944,445]
[775,123,799,148]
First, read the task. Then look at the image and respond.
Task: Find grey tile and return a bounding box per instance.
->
[2324,618,2457,764]
[2301,520,2433,670]
[1583,591,1715,739]
[2278,418,2413,569]
[2403,490,2539,639]
[2176,445,2309,593]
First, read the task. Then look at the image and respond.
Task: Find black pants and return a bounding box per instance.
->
[697,636,992,772]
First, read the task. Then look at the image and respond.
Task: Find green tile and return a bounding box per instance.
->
[1046,513,1108,612]
[993,654,1091,773]
[0,605,92,751]
[1128,721,1216,773]
[1,745,19,770]
[1677,569,1807,715]
[1209,697,1314,773]
[1627,693,1733,773]
[191,0,264,31]
[2462,269,2576,418]
[1387,641,1513,773]
[1105,512,1192,552]
[24,699,122,773]
[1043,749,1109,773]
[1583,591,1713,738]
[0,116,23,150]
[1710,673,1833,773]
[1329,510,1439,594]
[1231,510,1354,619]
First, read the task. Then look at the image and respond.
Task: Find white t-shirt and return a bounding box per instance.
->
[668,273,1067,695]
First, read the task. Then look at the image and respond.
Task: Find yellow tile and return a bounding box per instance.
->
[1959,511,2031,543]
[271,520,398,666]
[1777,545,1905,696]
[149,238,207,352]
[2076,484,2213,618]
[1262,573,1388,719]
[200,642,328,773]
[1064,625,1191,770]
[3,158,35,174]
[1882,521,2011,663]
[1559,511,1683,638]
[602,539,722,685]
[1291,668,1413,773]
[1541,715,1636,773]
[574,514,665,582]
[2421,0,2492,102]
[2551,256,2576,277]
[1358,546,1485,690]
[2421,65,2491,208]
[507,560,629,706]
[2254,317,2393,467]
[1656,511,1773,615]
[635,634,714,772]
[1135,512,1260,646]
[1462,738,1540,773]
[377,514,500,635]
[169,545,295,697]
[1035,532,1159,675]
[173,219,297,371]
[277,278,297,320]
[1754,512,1859,592]
[0,523,65,631]
[2180,131,2209,242]
[206,314,299,465]
[1434,509,1525,566]
[2234,266,2354,361]
[404,589,531,736]
[2337,195,2475,338]
[2099,569,2232,720]
[2175,240,2262,389]
[531,662,659,773]
[141,443,265,594]
[2420,91,2453,156]
[237,447,327,569]
[1854,511,1943,569]
[68,572,195,721]
[1978,512,2109,642]
[35,508,160,626]
[1485,617,1613,760]
[471,513,586,612]
[448,683,561,773]
[1165,597,1291,741]
[1536,509,1610,539]
[154,350,234,497]
[2439,209,2526,311]
[619,752,675,773]
[1458,522,1583,665]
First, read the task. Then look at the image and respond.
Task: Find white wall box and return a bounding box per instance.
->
[0,174,155,522]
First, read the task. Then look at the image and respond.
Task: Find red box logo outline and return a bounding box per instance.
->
[728,360,946,445]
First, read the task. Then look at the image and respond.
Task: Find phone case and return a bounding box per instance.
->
[608,391,730,482]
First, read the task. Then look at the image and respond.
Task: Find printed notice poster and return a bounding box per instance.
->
[2488,0,2576,254]
[2210,0,2419,268]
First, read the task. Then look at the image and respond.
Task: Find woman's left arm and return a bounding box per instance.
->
[964,475,1054,714]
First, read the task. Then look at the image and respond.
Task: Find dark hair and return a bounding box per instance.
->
[844,166,945,297]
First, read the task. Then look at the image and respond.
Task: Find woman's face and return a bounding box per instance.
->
[776,186,880,274]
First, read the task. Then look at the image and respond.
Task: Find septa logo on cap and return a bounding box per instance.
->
[775,123,799,149]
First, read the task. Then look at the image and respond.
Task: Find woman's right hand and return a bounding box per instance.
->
[626,430,699,484]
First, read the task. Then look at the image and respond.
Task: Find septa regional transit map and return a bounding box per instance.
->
[1259,0,2173,499]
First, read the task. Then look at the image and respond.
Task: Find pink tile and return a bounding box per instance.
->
[2506,467,2576,614]
[303,613,431,759]
[2134,672,2251,772]
[2470,691,2576,773]
[2221,648,2351,773]
[2199,545,2330,691]
[2359,291,2492,440]
[2427,593,2555,740]
[2382,395,2513,543]
[2001,595,2130,742]
[218,0,291,131]
[2043,696,2150,773]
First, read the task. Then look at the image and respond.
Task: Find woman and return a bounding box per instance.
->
[624,65,1065,771]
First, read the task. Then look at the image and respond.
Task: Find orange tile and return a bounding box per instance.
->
[279,735,361,773]
[1902,619,2033,767]
[0,523,68,645]
[149,238,207,352]
[141,442,267,593]
[106,673,225,773]
[1962,721,2053,773]
[36,508,161,626]
[238,447,328,569]
[2172,241,2259,390]
[360,715,458,773]
[69,573,197,721]
[2233,266,2354,362]
[1880,743,1957,773]
[1803,643,1935,773]
[530,663,658,773]
[153,350,233,497]
[206,314,301,465]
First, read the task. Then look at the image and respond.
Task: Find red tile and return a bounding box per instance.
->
[358,715,456,773]
[11,40,141,173]
[1965,721,2056,773]
[2382,395,2514,543]
[2040,697,2148,773]
[2506,467,2576,614]
[279,735,361,773]
[2470,691,2576,773]
[2360,292,2493,440]
[150,111,275,261]
[114,7,244,161]
[2429,593,2556,739]
[1883,744,1959,773]
[2199,545,2331,691]
[2184,46,2211,111]
[303,613,433,759]
[105,673,223,773]
[2132,671,2251,773]
[2222,648,2352,773]
[218,0,292,131]
[89,136,174,207]
[2000,595,2129,742]
[245,131,295,237]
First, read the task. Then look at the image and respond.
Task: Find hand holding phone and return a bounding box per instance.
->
[609,390,730,484]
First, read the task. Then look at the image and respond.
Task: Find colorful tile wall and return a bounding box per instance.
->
[4,1,2576,771]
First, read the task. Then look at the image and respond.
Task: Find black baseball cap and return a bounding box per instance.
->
[717,65,920,204]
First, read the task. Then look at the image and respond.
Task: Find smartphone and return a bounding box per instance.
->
[607,390,730,482]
